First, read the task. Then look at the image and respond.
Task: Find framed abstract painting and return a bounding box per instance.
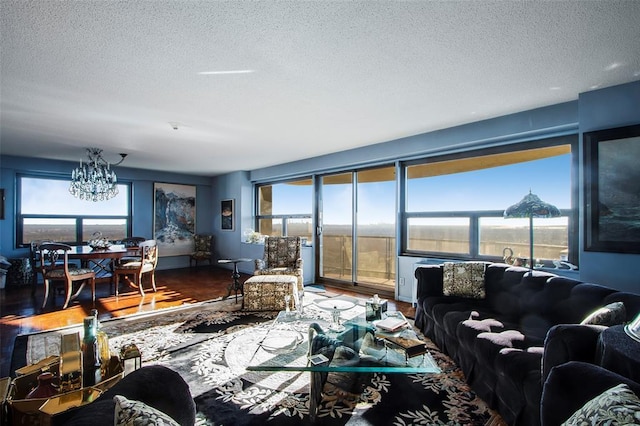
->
[584,124,640,253]
[153,182,196,256]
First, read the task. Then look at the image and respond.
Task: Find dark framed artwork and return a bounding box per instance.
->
[0,188,4,220]
[221,199,234,231]
[584,124,640,253]
[153,182,196,256]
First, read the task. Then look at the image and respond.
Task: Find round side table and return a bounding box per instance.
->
[596,324,640,383]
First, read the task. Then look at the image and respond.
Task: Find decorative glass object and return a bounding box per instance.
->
[625,312,640,343]
[366,294,388,321]
[26,372,58,399]
[88,231,112,250]
[120,343,142,376]
[330,306,344,331]
[69,148,126,202]
[82,316,101,387]
[91,309,111,378]
[284,295,291,313]
[59,332,83,393]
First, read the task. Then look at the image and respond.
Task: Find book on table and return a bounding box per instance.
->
[374,316,408,332]
[383,335,428,357]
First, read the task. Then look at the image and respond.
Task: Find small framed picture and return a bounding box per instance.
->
[221,199,234,231]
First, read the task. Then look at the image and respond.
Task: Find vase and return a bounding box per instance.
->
[26,371,58,399]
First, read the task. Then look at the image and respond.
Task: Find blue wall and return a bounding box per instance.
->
[0,155,214,270]
[250,101,578,182]
[211,170,253,264]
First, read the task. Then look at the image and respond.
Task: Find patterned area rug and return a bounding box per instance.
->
[14,295,505,426]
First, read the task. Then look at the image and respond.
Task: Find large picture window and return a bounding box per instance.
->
[17,175,131,246]
[404,141,575,265]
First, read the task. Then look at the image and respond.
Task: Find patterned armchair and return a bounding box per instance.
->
[189,234,213,267]
[254,236,303,290]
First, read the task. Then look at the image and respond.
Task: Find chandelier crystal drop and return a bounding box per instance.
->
[69,148,126,202]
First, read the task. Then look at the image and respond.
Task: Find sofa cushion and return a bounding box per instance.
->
[421,295,484,318]
[484,265,529,319]
[494,349,544,425]
[443,262,486,298]
[604,292,640,322]
[561,383,640,426]
[568,283,618,321]
[580,302,627,326]
[114,394,179,426]
[430,301,478,329]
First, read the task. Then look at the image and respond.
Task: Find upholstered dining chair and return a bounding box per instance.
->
[38,243,96,309]
[254,236,303,290]
[189,234,213,267]
[119,236,147,264]
[113,239,158,296]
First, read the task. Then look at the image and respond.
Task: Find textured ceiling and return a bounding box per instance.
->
[1,1,640,176]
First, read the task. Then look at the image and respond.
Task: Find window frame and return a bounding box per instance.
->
[254,177,314,240]
[15,173,133,248]
[403,208,573,262]
[400,136,578,266]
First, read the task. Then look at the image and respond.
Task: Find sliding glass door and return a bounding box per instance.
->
[356,167,396,287]
[319,166,396,289]
[319,173,353,281]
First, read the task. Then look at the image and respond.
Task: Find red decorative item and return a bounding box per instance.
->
[26,372,58,399]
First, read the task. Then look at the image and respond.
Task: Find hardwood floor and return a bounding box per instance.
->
[0,266,414,378]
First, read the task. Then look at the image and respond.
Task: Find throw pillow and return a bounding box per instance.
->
[443,262,486,299]
[462,314,504,332]
[580,302,627,326]
[561,383,640,426]
[477,330,525,348]
[114,395,179,426]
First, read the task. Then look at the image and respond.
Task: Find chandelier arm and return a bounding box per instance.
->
[111,153,128,167]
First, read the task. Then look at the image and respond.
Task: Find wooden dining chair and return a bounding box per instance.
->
[119,236,147,264]
[114,239,158,296]
[38,243,96,309]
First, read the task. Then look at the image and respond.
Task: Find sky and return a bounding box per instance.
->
[271,154,571,225]
[22,153,571,226]
[22,177,128,223]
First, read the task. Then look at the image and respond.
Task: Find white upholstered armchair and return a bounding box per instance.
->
[254,236,303,290]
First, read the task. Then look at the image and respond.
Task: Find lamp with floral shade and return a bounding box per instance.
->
[504,191,561,270]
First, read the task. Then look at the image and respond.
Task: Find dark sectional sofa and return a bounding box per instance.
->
[53,365,196,425]
[414,262,640,426]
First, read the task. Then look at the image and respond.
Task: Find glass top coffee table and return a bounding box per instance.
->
[247,303,440,421]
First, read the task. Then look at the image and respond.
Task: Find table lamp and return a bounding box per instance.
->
[504,191,560,270]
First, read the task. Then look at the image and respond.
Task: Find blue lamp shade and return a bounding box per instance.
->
[504,191,561,219]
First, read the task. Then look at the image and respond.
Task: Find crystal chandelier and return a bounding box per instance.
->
[69,148,127,202]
